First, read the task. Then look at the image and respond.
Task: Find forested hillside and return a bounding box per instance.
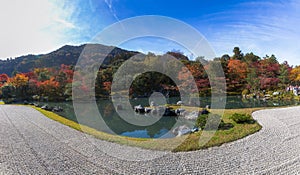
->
[0,44,139,76]
[0,45,299,103]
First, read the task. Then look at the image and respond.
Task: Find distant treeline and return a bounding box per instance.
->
[0,45,299,102]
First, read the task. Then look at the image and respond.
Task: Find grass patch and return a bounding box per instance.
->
[30,105,262,152]
[172,107,262,152]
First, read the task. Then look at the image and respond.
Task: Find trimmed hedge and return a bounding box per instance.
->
[196,113,225,130]
[230,113,252,123]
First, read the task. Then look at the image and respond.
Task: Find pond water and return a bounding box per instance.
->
[41,96,298,139]
[46,99,192,139]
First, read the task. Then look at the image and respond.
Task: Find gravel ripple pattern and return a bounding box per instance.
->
[1,105,300,174]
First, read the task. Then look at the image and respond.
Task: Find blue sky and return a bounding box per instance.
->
[1,0,300,65]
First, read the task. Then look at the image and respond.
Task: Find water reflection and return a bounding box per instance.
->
[45,96,298,138]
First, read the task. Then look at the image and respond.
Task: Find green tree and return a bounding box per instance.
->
[1,84,15,101]
[245,67,260,93]
[244,52,260,63]
[278,61,291,88]
[232,47,244,60]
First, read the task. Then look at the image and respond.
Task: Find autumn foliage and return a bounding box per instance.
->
[0,47,300,102]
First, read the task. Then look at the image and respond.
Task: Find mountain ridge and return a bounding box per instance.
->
[0,44,140,76]
[0,44,190,76]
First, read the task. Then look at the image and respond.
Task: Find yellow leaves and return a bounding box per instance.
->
[33,68,49,75]
[8,73,29,87]
[290,66,300,82]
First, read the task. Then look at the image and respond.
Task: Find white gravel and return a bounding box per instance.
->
[1,105,300,174]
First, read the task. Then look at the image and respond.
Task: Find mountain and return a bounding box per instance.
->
[0,44,190,76]
[0,44,139,76]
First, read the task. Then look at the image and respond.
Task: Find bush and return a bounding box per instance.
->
[196,114,208,129]
[230,113,252,123]
[196,114,225,130]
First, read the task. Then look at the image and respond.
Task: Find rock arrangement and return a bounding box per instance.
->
[133,104,209,121]
[134,105,177,116]
[26,102,64,112]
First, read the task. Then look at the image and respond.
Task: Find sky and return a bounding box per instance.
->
[1,0,300,65]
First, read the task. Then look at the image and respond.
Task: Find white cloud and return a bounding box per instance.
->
[54,17,76,29]
[0,0,77,59]
[104,0,121,23]
[206,0,300,66]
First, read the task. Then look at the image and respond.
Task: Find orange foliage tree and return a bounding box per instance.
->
[227,59,248,92]
[7,73,29,99]
[38,77,60,100]
[8,73,29,88]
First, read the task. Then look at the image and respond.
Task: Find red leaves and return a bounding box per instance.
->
[0,64,75,99]
[260,77,280,89]
[0,74,9,87]
[39,77,59,89]
[259,59,280,78]
[103,81,112,93]
[0,55,296,98]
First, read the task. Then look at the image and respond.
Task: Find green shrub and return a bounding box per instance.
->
[196,114,208,129]
[230,113,252,123]
[196,114,225,130]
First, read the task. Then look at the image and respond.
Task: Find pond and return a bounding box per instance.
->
[46,99,194,139]
[40,96,298,139]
